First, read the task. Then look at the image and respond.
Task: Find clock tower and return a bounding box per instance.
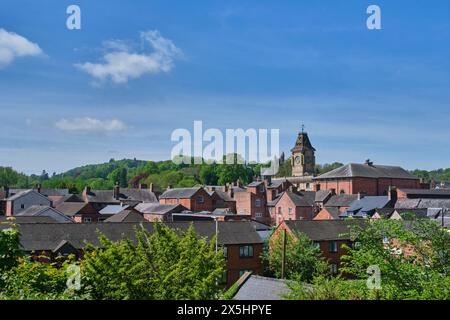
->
[291,126,316,177]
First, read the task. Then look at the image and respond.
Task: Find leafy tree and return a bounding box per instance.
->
[119,168,128,187]
[0,220,23,289]
[81,224,225,300]
[199,164,218,185]
[1,256,85,300]
[339,218,450,299]
[262,230,328,282]
[0,167,19,187]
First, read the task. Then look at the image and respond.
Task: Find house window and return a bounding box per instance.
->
[83,217,92,223]
[255,212,263,218]
[239,269,253,277]
[255,199,262,207]
[21,204,25,209]
[288,208,293,215]
[278,207,282,215]
[330,264,338,274]
[196,195,204,204]
[329,241,338,253]
[239,245,254,258]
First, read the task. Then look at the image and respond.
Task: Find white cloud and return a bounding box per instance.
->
[76,30,182,84]
[0,28,42,68]
[55,117,128,133]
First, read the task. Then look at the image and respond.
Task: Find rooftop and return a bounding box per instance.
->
[315,162,417,180]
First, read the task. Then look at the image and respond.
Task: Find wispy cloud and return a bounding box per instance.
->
[0,28,42,68]
[75,30,183,84]
[55,117,128,133]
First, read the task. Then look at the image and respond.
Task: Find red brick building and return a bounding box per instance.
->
[159,187,213,212]
[269,190,316,225]
[0,220,264,288]
[272,220,366,275]
[314,160,421,196]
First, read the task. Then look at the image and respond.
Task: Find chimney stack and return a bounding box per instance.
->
[114,183,120,200]
[149,183,154,193]
[228,187,234,199]
[167,184,173,190]
[236,179,241,188]
[388,186,397,204]
[3,186,9,199]
[222,184,229,192]
[357,192,366,200]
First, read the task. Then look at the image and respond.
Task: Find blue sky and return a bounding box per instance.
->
[0,0,449,174]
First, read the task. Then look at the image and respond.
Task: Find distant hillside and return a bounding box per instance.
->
[61,158,148,180]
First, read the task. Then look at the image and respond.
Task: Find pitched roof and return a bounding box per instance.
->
[104,210,146,223]
[234,275,291,300]
[283,220,366,241]
[84,188,157,203]
[15,205,73,223]
[7,188,69,197]
[315,190,332,202]
[99,205,130,215]
[322,207,341,219]
[0,216,59,224]
[0,221,263,251]
[315,163,417,180]
[396,198,450,210]
[398,188,450,198]
[6,190,51,202]
[324,194,358,207]
[291,132,316,152]
[159,187,201,199]
[284,190,315,207]
[134,203,185,214]
[346,196,391,217]
[55,202,90,216]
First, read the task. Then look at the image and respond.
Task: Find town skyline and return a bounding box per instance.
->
[1,1,450,174]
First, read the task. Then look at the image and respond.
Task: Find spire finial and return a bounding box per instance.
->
[301,124,305,134]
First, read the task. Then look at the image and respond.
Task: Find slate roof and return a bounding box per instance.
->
[211,189,234,202]
[159,187,201,199]
[134,203,185,215]
[15,205,73,223]
[56,202,90,216]
[84,188,157,203]
[324,194,358,207]
[284,220,366,241]
[247,181,264,187]
[315,163,417,180]
[345,196,391,217]
[104,210,146,223]
[396,198,450,210]
[99,205,130,215]
[0,221,263,251]
[398,188,450,198]
[234,275,291,300]
[7,188,69,197]
[0,216,58,224]
[284,190,315,207]
[315,190,333,203]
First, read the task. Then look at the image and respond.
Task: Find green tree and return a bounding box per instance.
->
[81,224,225,300]
[262,230,328,282]
[339,218,449,299]
[0,167,19,187]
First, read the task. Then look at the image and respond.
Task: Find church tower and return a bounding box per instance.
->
[291,126,316,177]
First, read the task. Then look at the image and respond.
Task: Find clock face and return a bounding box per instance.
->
[295,156,302,165]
